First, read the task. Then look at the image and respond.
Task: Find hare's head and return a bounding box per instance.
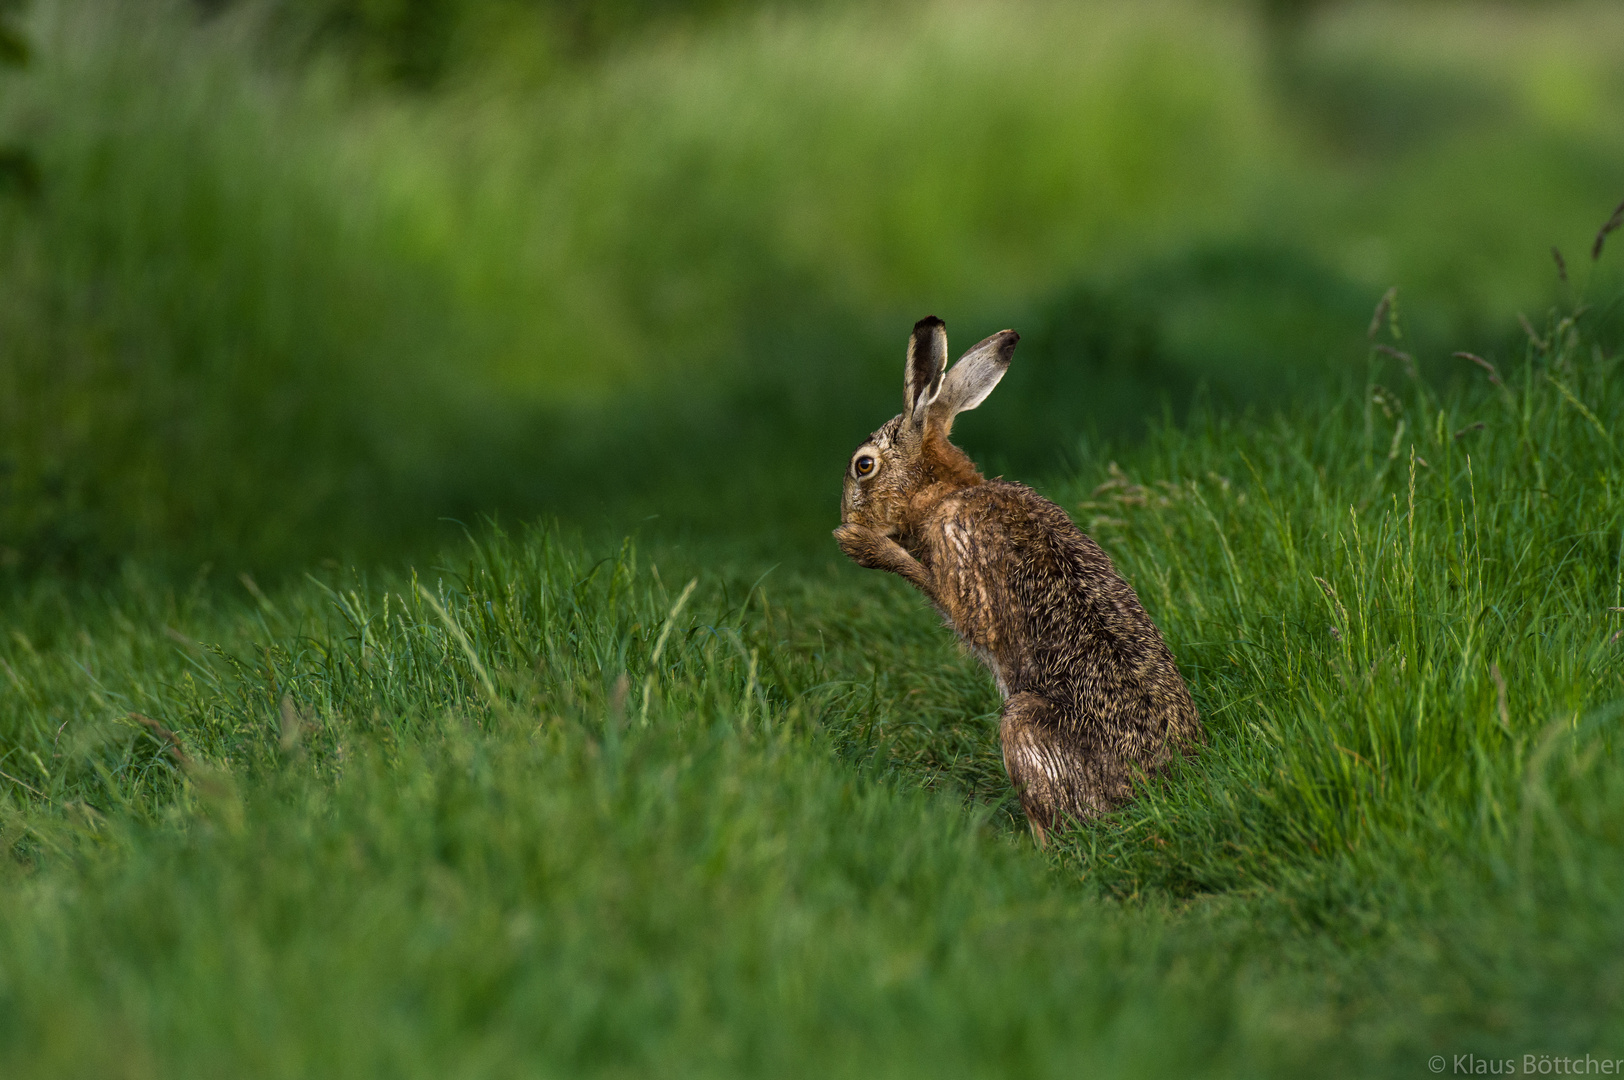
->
[841,316,1018,534]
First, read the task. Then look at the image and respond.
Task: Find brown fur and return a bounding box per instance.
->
[835,318,1202,839]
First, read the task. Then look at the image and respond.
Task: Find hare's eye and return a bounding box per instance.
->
[854,455,876,478]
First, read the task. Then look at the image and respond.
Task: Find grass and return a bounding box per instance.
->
[3,295,1623,1075]
[4,0,1624,567]
[4,0,1624,1072]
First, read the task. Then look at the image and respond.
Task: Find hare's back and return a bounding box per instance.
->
[964,481,1197,732]
[935,481,1170,651]
[942,481,1119,585]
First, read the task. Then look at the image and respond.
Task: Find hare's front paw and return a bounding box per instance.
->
[834,523,934,593]
[833,523,892,569]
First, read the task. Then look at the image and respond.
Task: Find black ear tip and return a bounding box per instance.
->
[914,315,945,333]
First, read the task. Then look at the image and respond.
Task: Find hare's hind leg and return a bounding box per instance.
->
[999,692,1093,844]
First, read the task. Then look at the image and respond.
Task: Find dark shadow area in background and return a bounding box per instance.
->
[493,241,1557,562]
[0,233,1576,577]
[2,0,1617,579]
[0,2,35,196]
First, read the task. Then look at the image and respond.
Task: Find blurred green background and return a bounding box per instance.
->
[1,0,1621,571]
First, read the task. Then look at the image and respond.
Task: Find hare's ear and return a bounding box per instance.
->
[904,316,948,427]
[931,330,1018,434]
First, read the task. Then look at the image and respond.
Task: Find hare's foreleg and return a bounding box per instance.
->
[999,691,1090,846]
[833,524,935,597]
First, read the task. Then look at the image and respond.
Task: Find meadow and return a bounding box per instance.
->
[3,0,1624,1074]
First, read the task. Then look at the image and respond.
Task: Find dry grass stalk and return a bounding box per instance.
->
[1518,313,1548,352]
[1455,351,1502,386]
[1489,664,1510,733]
[1375,344,1415,378]
[1367,286,1397,340]
[0,766,45,798]
[279,696,303,753]
[1593,199,1624,261]
[129,712,191,766]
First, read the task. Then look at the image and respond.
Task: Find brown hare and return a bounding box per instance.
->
[834,316,1202,842]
